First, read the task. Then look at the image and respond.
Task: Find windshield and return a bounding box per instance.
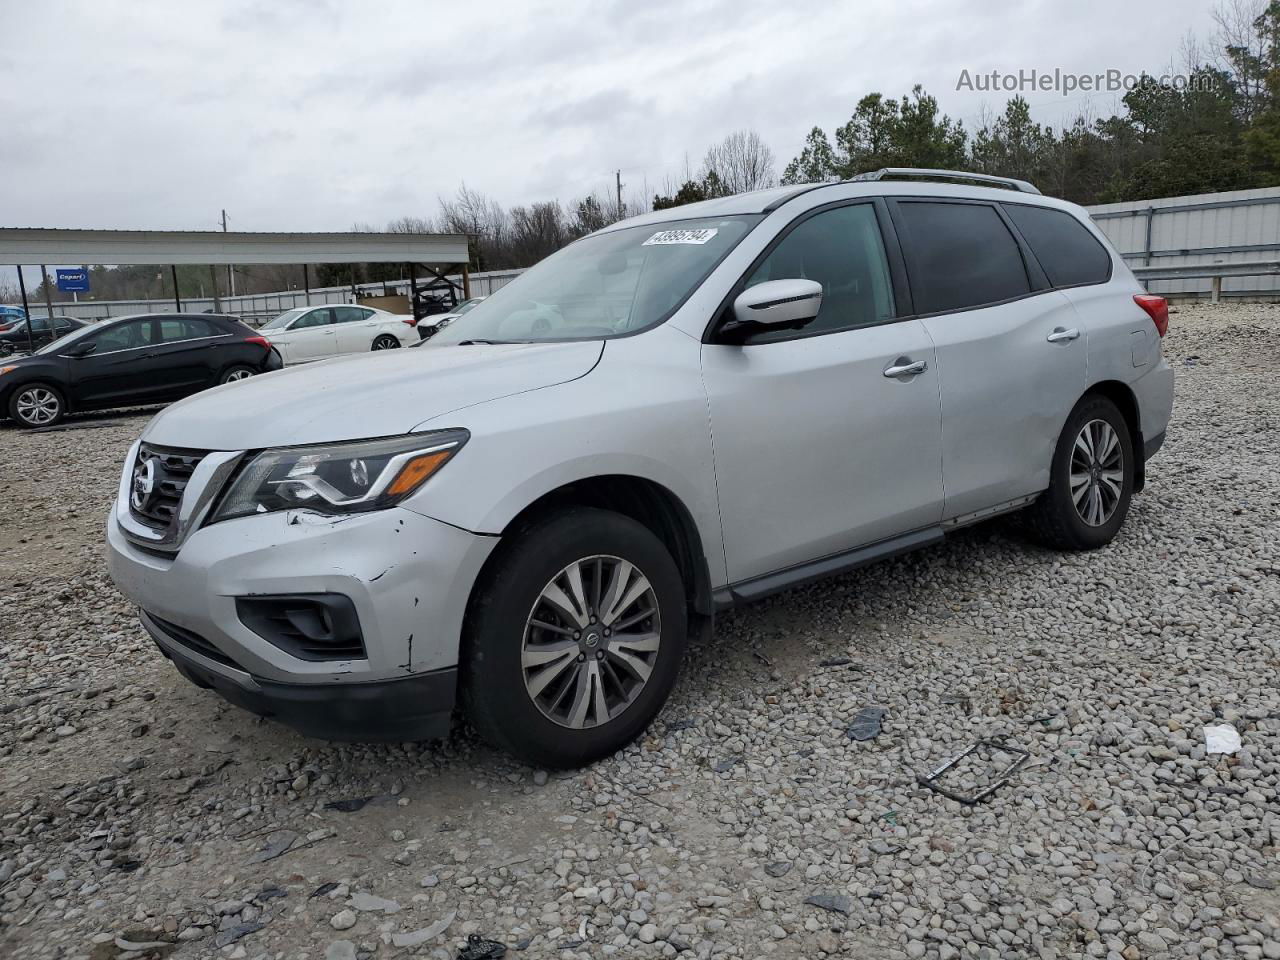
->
[261,307,307,330]
[429,215,760,345]
[452,298,482,316]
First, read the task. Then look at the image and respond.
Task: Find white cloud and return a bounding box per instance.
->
[0,0,1218,240]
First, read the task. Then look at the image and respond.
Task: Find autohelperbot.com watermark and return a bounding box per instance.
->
[956,68,1218,97]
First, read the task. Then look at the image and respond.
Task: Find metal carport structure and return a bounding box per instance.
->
[0,227,471,350]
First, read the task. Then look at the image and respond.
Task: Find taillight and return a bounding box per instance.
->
[244,335,270,348]
[1133,294,1169,338]
[402,316,419,326]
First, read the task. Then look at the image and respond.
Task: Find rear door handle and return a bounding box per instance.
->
[1047,327,1080,343]
[883,358,928,379]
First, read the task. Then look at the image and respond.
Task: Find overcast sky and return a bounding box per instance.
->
[3,0,1218,242]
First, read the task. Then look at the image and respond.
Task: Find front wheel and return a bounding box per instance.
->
[371,334,400,351]
[9,383,65,428]
[462,508,688,768]
[1025,394,1134,550]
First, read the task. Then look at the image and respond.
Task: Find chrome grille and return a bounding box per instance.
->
[129,443,210,530]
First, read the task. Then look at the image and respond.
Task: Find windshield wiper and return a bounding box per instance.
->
[457,339,507,346]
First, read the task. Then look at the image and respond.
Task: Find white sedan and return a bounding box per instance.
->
[258,305,415,363]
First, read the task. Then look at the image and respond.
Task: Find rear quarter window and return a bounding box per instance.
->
[1003,203,1112,287]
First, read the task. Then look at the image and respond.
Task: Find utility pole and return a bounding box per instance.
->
[615,170,625,219]
[208,265,221,313]
[16,266,34,354]
[39,264,55,322]
[221,209,236,297]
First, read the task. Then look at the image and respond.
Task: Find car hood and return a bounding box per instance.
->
[142,340,604,450]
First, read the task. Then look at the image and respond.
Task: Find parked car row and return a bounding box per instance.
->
[104,170,1173,767]
[0,313,281,427]
[0,296,466,426]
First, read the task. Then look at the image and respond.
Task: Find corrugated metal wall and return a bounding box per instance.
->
[1087,187,1280,298]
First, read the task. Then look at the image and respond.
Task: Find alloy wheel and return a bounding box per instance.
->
[225,368,254,382]
[372,336,399,350]
[1070,418,1124,526]
[521,555,662,729]
[15,387,59,425]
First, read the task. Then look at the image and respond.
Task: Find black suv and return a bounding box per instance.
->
[0,313,282,428]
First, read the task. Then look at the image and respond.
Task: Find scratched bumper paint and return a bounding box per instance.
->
[107,505,496,685]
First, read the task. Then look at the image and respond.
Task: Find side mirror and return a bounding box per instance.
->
[67,341,96,357]
[730,279,823,330]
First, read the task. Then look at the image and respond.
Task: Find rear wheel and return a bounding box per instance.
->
[220,365,255,384]
[1025,394,1134,550]
[462,508,687,767]
[372,334,400,351]
[9,383,65,428]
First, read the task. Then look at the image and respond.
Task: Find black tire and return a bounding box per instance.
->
[1025,394,1134,550]
[371,334,400,351]
[462,507,688,768]
[220,365,256,385]
[8,382,66,428]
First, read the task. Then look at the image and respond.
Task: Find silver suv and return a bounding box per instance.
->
[107,169,1174,767]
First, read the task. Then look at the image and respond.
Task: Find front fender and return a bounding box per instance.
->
[400,328,727,588]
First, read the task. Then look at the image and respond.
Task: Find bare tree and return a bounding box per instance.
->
[701,129,778,196]
[384,216,435,233]
[436,184,511,270]
[507,201,569,266]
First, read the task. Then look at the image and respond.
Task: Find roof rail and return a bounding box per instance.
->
[848,167,1041,195]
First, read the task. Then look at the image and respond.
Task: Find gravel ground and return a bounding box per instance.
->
[1,301,1278,960]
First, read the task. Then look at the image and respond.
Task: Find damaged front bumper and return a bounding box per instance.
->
[144,608,458,741]
[107,501,496,741]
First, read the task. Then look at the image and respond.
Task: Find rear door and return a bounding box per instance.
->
[889,198,1087,520]
[146,317,228,396]
[702,200,944,584]
[333,306,378,353]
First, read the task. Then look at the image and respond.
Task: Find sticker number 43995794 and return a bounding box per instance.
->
[642,228,718,246]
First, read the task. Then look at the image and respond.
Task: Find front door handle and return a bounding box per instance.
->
[1047,327,1080,343]
[883,358,928,379]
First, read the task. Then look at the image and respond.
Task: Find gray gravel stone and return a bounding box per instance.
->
[1,303,1279,959]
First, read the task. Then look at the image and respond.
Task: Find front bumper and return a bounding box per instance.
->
[144,610,457,740]
[108,501,497,736]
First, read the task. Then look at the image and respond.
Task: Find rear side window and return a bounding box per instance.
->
[1004,203,1111,287]
[894,201,1031,314]
[333,307,370,324]
[156,318,217,343]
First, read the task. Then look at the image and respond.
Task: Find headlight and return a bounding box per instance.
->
[209,430,468,523]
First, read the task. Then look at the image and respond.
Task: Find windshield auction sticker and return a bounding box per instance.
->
[642,228,718,246]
